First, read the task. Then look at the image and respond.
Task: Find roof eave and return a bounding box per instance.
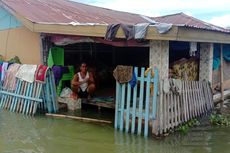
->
[176,26,230,44]
[33,23,179,40]
[2,0,230,43]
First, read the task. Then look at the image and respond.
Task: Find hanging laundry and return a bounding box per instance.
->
[3,63,21,91]
[52,66,63,85]
[15,64,37,83]
[120,24,134,40]
[129,71,137,88]
[190,42,197,56]
[1,62,9,81]
[35,65,49,83]
[113,65,133,84]
[155,23,173,34]
[134,23,150,39]
[105,22,173,41]
[105,24,121,41]
[105,24,135,41]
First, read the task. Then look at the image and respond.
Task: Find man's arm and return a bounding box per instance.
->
[71,74,80,86]
[88,72,95,84]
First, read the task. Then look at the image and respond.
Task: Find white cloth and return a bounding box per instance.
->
[155,23,173,34]
[190,42,197,56]
[1,62,8,81]
[78,72,89,92]
[15,64,37,83]
[134,23,150,39]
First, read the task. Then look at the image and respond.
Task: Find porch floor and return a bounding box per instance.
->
[82,98,115,109]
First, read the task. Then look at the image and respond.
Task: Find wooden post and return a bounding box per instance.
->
[220,44,224,110]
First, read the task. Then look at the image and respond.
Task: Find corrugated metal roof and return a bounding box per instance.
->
[153,12,229,33]
[1,0,151,25]
[1,0,229,34]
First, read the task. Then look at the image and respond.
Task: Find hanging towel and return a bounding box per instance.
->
[1,62,9,81]
[155,23,173,34]
[15,64,37,83]
[3,63,21,91]
[35,65,49,83]
[120,24,134,40]
[105,24,121,41]
[113,65,133,84]
[190,42,197,56]
[105,24,135,40]
[52,66,63,85]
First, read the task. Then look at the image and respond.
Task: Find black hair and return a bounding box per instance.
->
[80,61,87,66]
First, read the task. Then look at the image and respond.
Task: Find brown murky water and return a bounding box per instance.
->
[0,110,230,153]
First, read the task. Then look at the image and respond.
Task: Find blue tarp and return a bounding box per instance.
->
[213,44,230,70]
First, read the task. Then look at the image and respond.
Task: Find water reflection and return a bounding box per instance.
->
[0,110,230,153]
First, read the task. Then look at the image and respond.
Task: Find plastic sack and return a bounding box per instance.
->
[60,87,73,98]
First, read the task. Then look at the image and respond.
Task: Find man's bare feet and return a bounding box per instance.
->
[71,92,78,100]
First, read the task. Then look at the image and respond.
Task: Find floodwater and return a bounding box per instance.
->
[0,110,230,153]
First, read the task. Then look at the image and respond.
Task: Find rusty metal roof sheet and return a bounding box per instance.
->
[1,0,229,34]
[153,12,229,33]
[1,0,151,25]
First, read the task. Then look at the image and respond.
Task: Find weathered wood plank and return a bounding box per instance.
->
[163,91,167,133]
[137,68,145,135]
[125,83,132,133]
[114,81,120,129]
[131,67,138,134]
[144,69,151,137]
[151,68,159,135]
[119,84,126,132]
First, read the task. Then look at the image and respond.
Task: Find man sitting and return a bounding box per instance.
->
[71,62,96,99]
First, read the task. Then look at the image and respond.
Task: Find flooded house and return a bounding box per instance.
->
[0,0,230,136]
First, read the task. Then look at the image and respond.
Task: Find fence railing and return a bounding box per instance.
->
[153,80,214,135]
[115,66,214,137]
[0,69,58,115]
[114,67,159,137]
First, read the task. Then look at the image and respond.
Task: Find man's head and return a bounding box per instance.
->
[80,62,87,73]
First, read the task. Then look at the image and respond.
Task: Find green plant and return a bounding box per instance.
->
[209,114,230,126]
[177,118,200,134]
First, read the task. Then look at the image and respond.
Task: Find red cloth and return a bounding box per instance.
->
[35,65,49,83]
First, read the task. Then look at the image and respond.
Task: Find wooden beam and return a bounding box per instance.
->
[33,23,230,43]
[33,23,179,40]
[177,27,230,43]
[46,113,112,124]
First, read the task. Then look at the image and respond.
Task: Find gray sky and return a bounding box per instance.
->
[72,0,230,28]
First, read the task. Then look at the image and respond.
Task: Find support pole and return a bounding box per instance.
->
[220,44,224,111]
